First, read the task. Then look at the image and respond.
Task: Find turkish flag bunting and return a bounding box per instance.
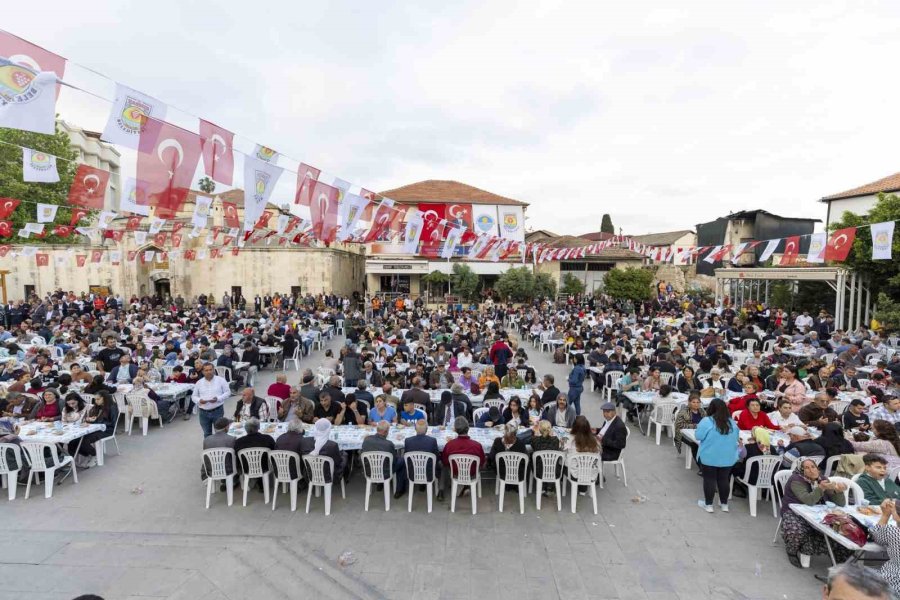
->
[211,248,220,258]
[171,233,182,248]
[278,237,287,246]
[824,227,856,261]
[198,120,234,186]
[460,229,478,245]
[418,204,446,257]
[210,226,221,240]
[52,225,73,237]
[90,249,103,263]
[153,232,167,246]
[69,207,89,226]
[0,245,9,257]
[35,253,49,267]
[75,254,87,267]
[0,221,11,238]
[127,251,137,262]
[104,230,124,242]
[309,181,340,243]
[285,217,300,234]
[68,164,109,209]
[137,117,201,218]
[294,163,321,206]
[254,210,274,230]
[125,216,142,231]
[387,205,408,239]
[359,189,379,221]
[779,236,801,266]
[222,201,240,229]
[363,200,395,243]
[222,235,233,246]
[0,32,67,96]
[171,221,184,235]
[0,198,20,219]
[231,247,239,256]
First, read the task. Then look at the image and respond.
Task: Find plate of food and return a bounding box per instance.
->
[858,506,882,516]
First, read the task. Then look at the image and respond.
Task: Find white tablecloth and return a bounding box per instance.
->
[17,421,105,445]
[789,504,884,558]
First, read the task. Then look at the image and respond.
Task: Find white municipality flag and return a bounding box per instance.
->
[402,209,424,254]
[22,148,59,182]
[120,177,151,216]
[337,192,369,241]
[806,232,826,263]
[192,195,212,229]
[0,62,57,134]
[870,221,895,260]
[252,144,279,164]
[471,204,499,237]
[97,210,117,229]
[101,84,167,149]
[242,156,283,231]
[35,203,58,223]
[497,205,524,242]
[758,239,780,263]
[441,226,463,259]
[133,230,147,245]
[148,216,165,235]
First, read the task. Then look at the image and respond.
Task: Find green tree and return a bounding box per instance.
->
[495,266,534,301]
[560,273,585,296]
[421,270,449,299]
[0,123,80,243]
[450,263,479,303]
[829,192,900,298]
[600,213,614,234]
[533,271,557,300]
[874,292,900,333]
[198,176,216,194]
[604,267,654,301]
[770,281,796,311]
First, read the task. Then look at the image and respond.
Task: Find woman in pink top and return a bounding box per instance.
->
[773,365,807,413]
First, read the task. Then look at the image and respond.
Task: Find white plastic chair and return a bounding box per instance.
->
[22,442,77,499]
[303,454,345,515]
[405,451,438,513]
[867,353,882,366]
[202,448,236,508]
[828,476,866,506]
[237,447,271,506]
[647,401,678,445]
[449,454,482,514]
[697,373,711,384]
[600,426,631,487]
[311,331,323,351]
[772,469,794,543]
[126,390,164,436]
[472,407,490,423]
[215,366,233,382]
[483,398,505,412]
[361,451,396,512]
[30,336,47,346]
[824,455,842,478]
[856,378,871,391]
[264,397,281,422]
[829,400,850,416]
[95,407,122,466]
[531,450,564,511]
[0,443,23,500]
[659,372,674,386]
[604,371,624,402]
[539,332,552,353]
[762,339,777,354]
[566,453,600,514]
[494,452,528,514]
[283,347,301,371]
[821,353,836,365]
[742,339,758,352]
[270,450,303,512]
[335,320,345,336]
[730,455,782,517]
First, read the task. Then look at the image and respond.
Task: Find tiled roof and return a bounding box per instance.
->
[577,231,616,241]
[821,172,900,201]
[378,180,528,206]
[630,230,694,246]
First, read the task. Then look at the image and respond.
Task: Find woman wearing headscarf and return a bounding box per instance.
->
[303,418,344,483]
[816,422,855,459]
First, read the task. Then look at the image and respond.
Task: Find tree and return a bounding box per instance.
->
[829,192,900,298]
[560,273,585,296]
[533,271,557,300]
[770,281,796,311]
[495,267,534,301]
[198,176,216,194]
[874,292,900,333]
[603,267,654,302]
[450,263,479,302]
[421,270,449,299]
[0,123,79,243]
[600,214,614,234]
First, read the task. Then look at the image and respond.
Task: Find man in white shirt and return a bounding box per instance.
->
[192,363,232,437]
[795,311,813,333]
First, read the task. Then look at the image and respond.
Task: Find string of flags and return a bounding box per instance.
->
[0,29,897,267]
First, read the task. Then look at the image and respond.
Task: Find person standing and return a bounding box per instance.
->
[192,363,231,437]
[695,398,739,513]
[567,354,586,416]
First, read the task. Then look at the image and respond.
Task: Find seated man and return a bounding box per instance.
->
[107,354,138,384]
[233,417,275,490]
[355,380,375,405]
[399,397,426,425]
[360,420,407,499]
[404,419,441,497]
[440,416,485,497]
[201,417,236,488]
[597,402,627,462]
[856,453,900,504]
[475,406,503,428]
[797,392,840,427]
[287,387,315,423]
[233,387,269,422]
[267,373,291,400]
[274,419,307,479]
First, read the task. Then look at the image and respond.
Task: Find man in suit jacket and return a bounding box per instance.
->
[107,355,139,384]
[362,361,383,387]
[534,374,560,407]
[360,420,407,498]
[274,419,306,479]
[597,402,627,462]
[233,417,275,479]
[201,417,236,481]
[435,383,471,426]
[299,372,320,403]
[404,419,441,490]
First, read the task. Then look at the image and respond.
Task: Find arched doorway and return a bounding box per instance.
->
[153,276,171,299]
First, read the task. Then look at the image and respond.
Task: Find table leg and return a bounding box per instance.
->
[824,537,837,567]
[685,446,692,470]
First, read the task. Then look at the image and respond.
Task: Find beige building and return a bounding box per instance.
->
[630,230,696,266]
[820,171,898,228]
[57,120,121,211]
[526,233,645,294]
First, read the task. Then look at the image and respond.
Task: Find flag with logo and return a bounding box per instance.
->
[498,205,524,242]
[0,58,57,134]
[806,232,826,263]
[441,225,463,259]
[198,120,234,185]
[471,205,499,237]
[90,249,103,263]
[445,203,473,233]
[824,227,856,262]
[68,164,110,209]
[33,203,57,223]
[309,180,340,243]
[870,221,894,260]
[418,203,446,257]
[242,156,283,231]
[97,210,116,229]
[137,117,201,218]
[337,193,369,241]
[192,195,212,229]
[363,199,395,242]
[222,201,241,229]
[109,250,121,264]
[294,163,321,206]
[401,210,424,254]
[148,217,165,235]
[758,239,780,263]
[22,147,59,182]
[101,84,167,149]
[253,144,278,164]
[702,245,722,264]
[0,32,66,90]
[119,177,151,216]
[779,236,801,266]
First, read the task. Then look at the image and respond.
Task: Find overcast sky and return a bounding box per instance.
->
[7,0,900,235]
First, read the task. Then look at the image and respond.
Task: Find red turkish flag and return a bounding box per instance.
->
[824,227,857,261]
[309,181,340,243]
[294,163,321,206]
[0,221,11,238]
[418,203,446,257]
[0,245,9,257]
[69,207,89,226]
[222,235,234,246]
[460,229,478,245]
[183,250,196,261]
[363,201,396,243]
[359,189,379,221]
[137,117,201,218]
[90,249,103,263]
[285,216,301,234]
[35,253,49,267]
[0,199,20,220]
[52,225,73,238]
[0,31,66,97]
[210,226,222,240]
[211,248,220,258]
[125,216,142,231]
[446,203,473,232]
[779,236,801,266]
[153,232,167,246]
[387,205,408,239]
[222,201,240,229]
[75,254,87,267]
[254,210,274,230]
[103,230,124,242]
[159,252,168,262]
[171,221,184,235]
[127,251,137,262]
[278,237,287,246]
[68,164,110,209]
[231,247,239,256]
[171,233,183,248]
[198,120,234,186]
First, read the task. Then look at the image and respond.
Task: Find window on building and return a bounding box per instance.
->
[380,275,410,294]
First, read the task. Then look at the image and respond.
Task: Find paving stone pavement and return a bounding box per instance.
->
[0,332,826,600]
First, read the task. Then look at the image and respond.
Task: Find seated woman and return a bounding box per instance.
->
[502,396,529,428]
[34,388,62,422]
[870,499,900,596]
[488,422,528,483]
[306,418,345,483]
[562,416,601,492]
[60,392,86,424]
[457,367,478,393]
[816,422,855,459]
[478,365,500,390]
[851,420,900,470]
[526,396,543,425]
[132,375,177,423]
[482,381,503,402]
[674,392,704,462]
[736,397,776,431]
[84,375,117,396]
[166,366,188,383]
[530,419,560,451]
[726,371,748,393]
[677,366,703,394]
[780,458,852,567]
[367,395,397,424]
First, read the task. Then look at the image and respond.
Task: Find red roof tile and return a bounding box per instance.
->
[821,172,900,201]
[379,180,528,206]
